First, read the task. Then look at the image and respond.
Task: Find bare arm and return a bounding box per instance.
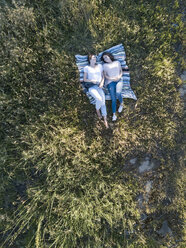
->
[115,66,123,80]
[104,71,112,80]
[105,74,121,81]
[99,72,104,88]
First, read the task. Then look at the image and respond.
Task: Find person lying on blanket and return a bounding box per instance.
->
[83,54,109,128]
[101,52,124,121]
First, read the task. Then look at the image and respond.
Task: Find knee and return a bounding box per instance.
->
[111,95,116,103]
[96,95,102,103]
[96,98,102,107]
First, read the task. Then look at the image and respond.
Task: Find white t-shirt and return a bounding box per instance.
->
[84,64,103,83]
[103,61,122,85]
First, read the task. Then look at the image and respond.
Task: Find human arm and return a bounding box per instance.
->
[104,73,120,81]
[99,72,104,88]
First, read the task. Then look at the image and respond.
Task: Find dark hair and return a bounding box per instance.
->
[101,52,115,63]
[88,54,96,64]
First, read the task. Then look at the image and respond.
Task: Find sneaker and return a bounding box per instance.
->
[118,104,123,113]
[112,114,117,121]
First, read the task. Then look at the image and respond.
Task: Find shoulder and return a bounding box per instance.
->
[97,64,103,71]
[103,63,108,69]
[84,65,90,72]
[116,60,121,66]
[113,60,121,68]
[97,63,103,68]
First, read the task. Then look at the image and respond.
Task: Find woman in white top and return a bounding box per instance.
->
[101,52,123,121]
[83,54,108,128]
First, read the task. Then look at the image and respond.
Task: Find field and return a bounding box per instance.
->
[0,0,185,247]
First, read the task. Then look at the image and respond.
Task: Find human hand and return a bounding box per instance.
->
[91,79,97,83]
[114,75,122,82]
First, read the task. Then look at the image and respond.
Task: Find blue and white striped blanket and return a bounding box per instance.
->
[75,44,137,104]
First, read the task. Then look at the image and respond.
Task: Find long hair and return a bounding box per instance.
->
[88,54,96,64]
[101,52,115,63]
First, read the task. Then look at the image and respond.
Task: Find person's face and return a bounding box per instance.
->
[90,55,96,63]
[103,55,112,63]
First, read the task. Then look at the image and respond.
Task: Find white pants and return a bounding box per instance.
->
[88,85,107,117]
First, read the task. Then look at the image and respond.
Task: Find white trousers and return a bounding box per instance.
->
[88,85,107,117]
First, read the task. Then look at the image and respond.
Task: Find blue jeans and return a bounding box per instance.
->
[107,80,123,114]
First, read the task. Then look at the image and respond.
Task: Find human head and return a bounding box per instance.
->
[101,52,115,63]
[88,54,97,64]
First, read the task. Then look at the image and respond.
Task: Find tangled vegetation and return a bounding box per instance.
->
[0,0,185,247]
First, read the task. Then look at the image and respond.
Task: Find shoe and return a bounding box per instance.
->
[118,104,123,113]
[112,114,117,121]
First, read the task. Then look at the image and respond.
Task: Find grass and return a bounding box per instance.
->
[0,0,185,247]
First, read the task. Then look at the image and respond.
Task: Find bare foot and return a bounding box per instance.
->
[96,109,102,119]
[103,117,109,129]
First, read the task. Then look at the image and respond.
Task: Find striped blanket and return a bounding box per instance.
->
[75,44,137,104]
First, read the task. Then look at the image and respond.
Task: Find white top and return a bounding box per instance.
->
[103,61,122,85]
[84,64,103,83]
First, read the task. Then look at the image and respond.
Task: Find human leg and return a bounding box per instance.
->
[97,87,108,128]
[96,109,102,119]
[88,86,108,125]
[116,80,123,104]
[107,82,117,114]
[116,80,124,113]
[88,86,103,110]
[107,82,117,121]
[103,116,109,128]
[97,87,107,117]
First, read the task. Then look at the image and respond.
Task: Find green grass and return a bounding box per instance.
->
[0,0,185,247]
